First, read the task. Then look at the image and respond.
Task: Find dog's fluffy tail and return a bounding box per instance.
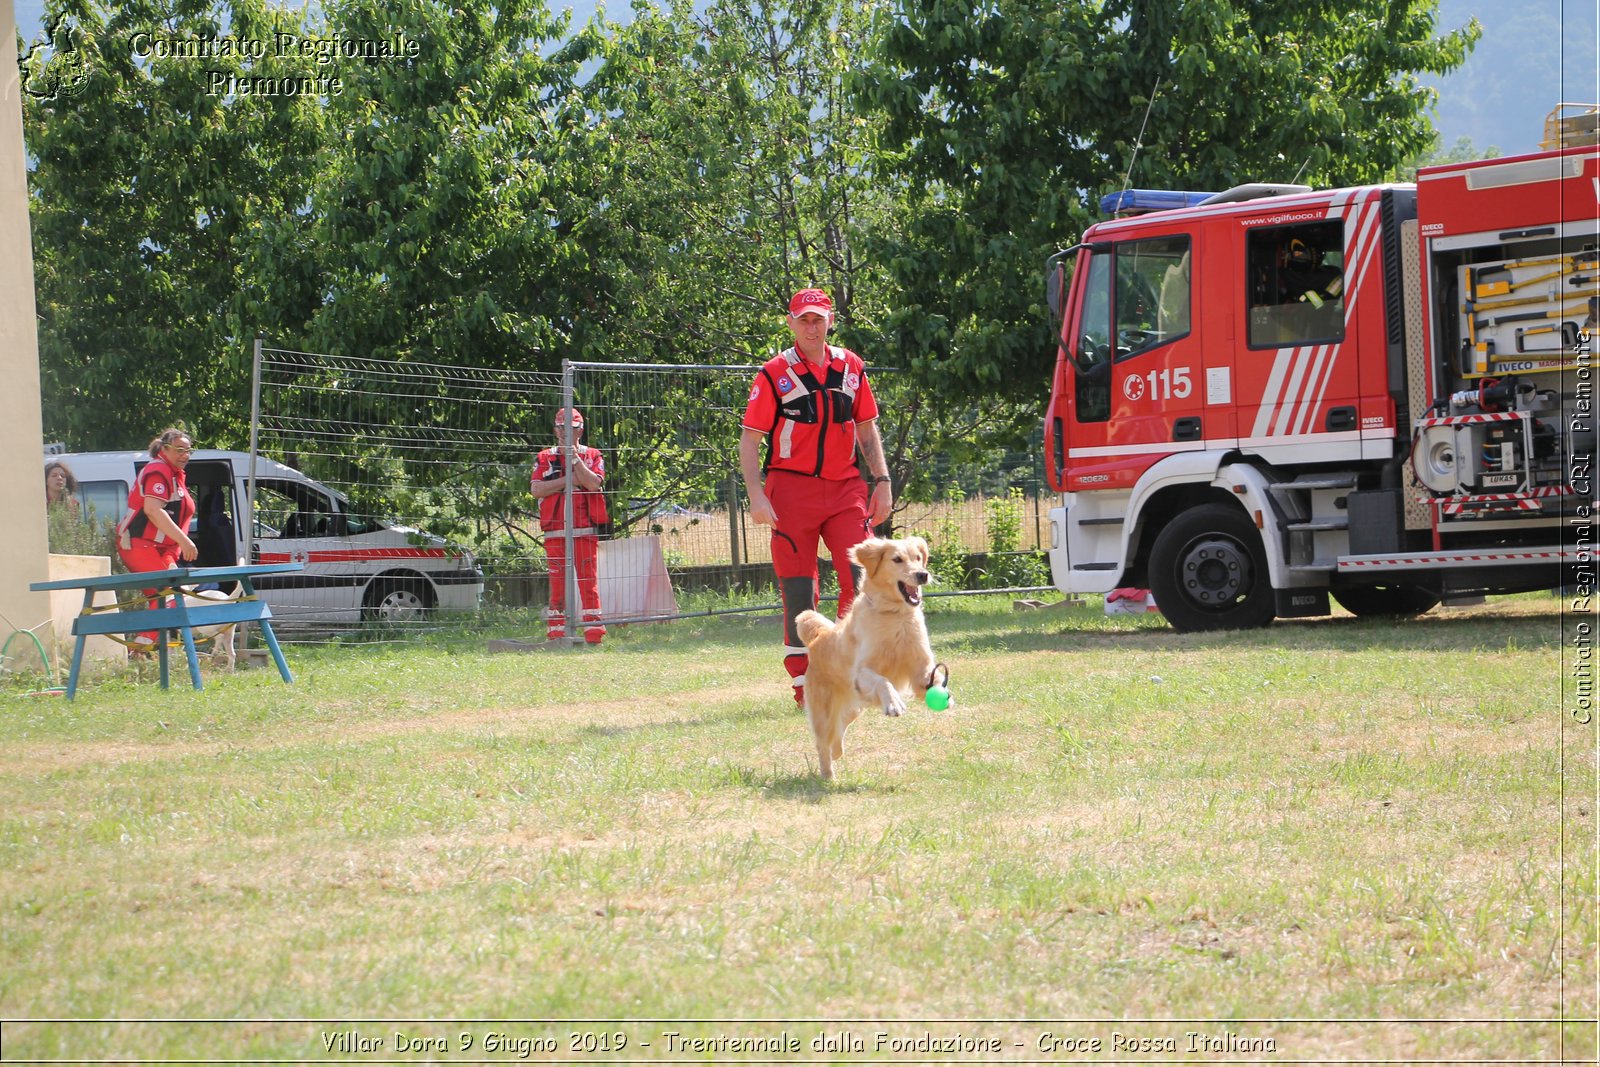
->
[795,609,834,648]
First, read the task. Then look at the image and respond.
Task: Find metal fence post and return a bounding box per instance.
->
[560,359,577,648]
[247,335,263,560]
[241,334,264,649]
[726,472,742,592]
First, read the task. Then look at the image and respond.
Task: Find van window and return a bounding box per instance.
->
[1247,220,1345,347]
[324,490,385,535]
[80,480,126,524]
[342,511,385,536]
[255,479,342,539]
[254,483,295,537]
[125,457,241,567]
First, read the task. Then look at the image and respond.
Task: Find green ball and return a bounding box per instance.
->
[925,685,950,711]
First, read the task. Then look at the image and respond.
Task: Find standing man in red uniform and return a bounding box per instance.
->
[531,408,608,645]
[115,428,200,649]
[740,288,894,705]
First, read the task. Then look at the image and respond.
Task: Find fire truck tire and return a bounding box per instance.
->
[1331,583,1440,618]
[1148,503,1276,632]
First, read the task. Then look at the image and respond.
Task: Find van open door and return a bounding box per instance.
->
[187,460,242,571]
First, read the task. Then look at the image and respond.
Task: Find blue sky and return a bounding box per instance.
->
[12,0,1598,156]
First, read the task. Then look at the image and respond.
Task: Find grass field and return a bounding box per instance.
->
[0,594,1593,1063]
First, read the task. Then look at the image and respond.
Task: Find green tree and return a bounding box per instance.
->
[266,0,600,529]
[856,0,1480,398]
[26,0,327,450]
[27,0,594,457]
[569,0,900,361]
[300,0,586,369]
[562,0,922,525]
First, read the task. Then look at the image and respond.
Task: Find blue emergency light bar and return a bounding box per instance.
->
[1099,189,1218,216]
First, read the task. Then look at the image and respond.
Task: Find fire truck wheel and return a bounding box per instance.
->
[1148,503,1276,632]
[1331,583,1440,618]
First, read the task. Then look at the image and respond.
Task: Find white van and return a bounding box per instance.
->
[48,450,484,624]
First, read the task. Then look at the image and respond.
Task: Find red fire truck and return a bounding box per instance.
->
[1043,133,1596,631]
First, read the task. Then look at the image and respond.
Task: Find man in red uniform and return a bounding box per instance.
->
[115,428,200,649]
[740,288,894,705]
[531,407,608,644]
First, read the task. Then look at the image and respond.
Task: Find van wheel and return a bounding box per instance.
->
[1332,583,1440,618]
[362,578,434,623]
[1148,503,1276,632]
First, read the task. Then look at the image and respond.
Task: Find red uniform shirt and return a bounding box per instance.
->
[116,457,195,545]
[742,346,878,480]
[532,445,608,533]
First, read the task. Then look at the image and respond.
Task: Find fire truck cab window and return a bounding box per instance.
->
[1114,234,1191,361]
[1073,252,1113,423]
[1247,221,1345,347]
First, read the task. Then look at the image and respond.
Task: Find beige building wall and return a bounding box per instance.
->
[0,0,54,648]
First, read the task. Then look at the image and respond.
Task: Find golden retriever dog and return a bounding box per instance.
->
[795,536,949,780]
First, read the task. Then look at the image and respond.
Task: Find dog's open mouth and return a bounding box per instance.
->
[898,581,923,607]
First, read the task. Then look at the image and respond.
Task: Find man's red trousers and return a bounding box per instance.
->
[765,470,871,696]
[547,532,605,643]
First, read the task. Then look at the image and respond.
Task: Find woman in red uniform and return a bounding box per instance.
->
[115,428,199,649]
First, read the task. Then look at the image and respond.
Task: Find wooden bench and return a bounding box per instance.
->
[29,564,301,700]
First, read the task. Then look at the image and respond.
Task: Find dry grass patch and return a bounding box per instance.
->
[0,595,1590,1062]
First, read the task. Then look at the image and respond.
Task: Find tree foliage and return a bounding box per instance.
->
[556,0,922,521]
[26,0,326,450]
[1396,132,1500,180]
[300,0,587,367]
[569,0,897,361]
[855,0,1479,399]
[27,0,591,451]
[24,0,1481,536]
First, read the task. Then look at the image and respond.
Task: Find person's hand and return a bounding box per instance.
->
[178,536,199,562]
[749,493,777,527]
[869,482,892,526]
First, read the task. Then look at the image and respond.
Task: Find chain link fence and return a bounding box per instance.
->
[251,348,1052,639]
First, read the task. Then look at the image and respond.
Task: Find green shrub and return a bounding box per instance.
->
[46,504,123,570]
[913,485,971,590]
[977,488,1049,589]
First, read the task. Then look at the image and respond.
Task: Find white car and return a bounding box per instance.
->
[49,450,484,624]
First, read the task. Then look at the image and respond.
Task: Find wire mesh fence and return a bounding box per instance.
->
[250,347,1052,640]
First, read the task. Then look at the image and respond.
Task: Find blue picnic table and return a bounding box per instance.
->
[29,563,301,700]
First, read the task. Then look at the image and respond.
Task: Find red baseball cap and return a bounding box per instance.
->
[555,407,584,429]
[788,288,833,320]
